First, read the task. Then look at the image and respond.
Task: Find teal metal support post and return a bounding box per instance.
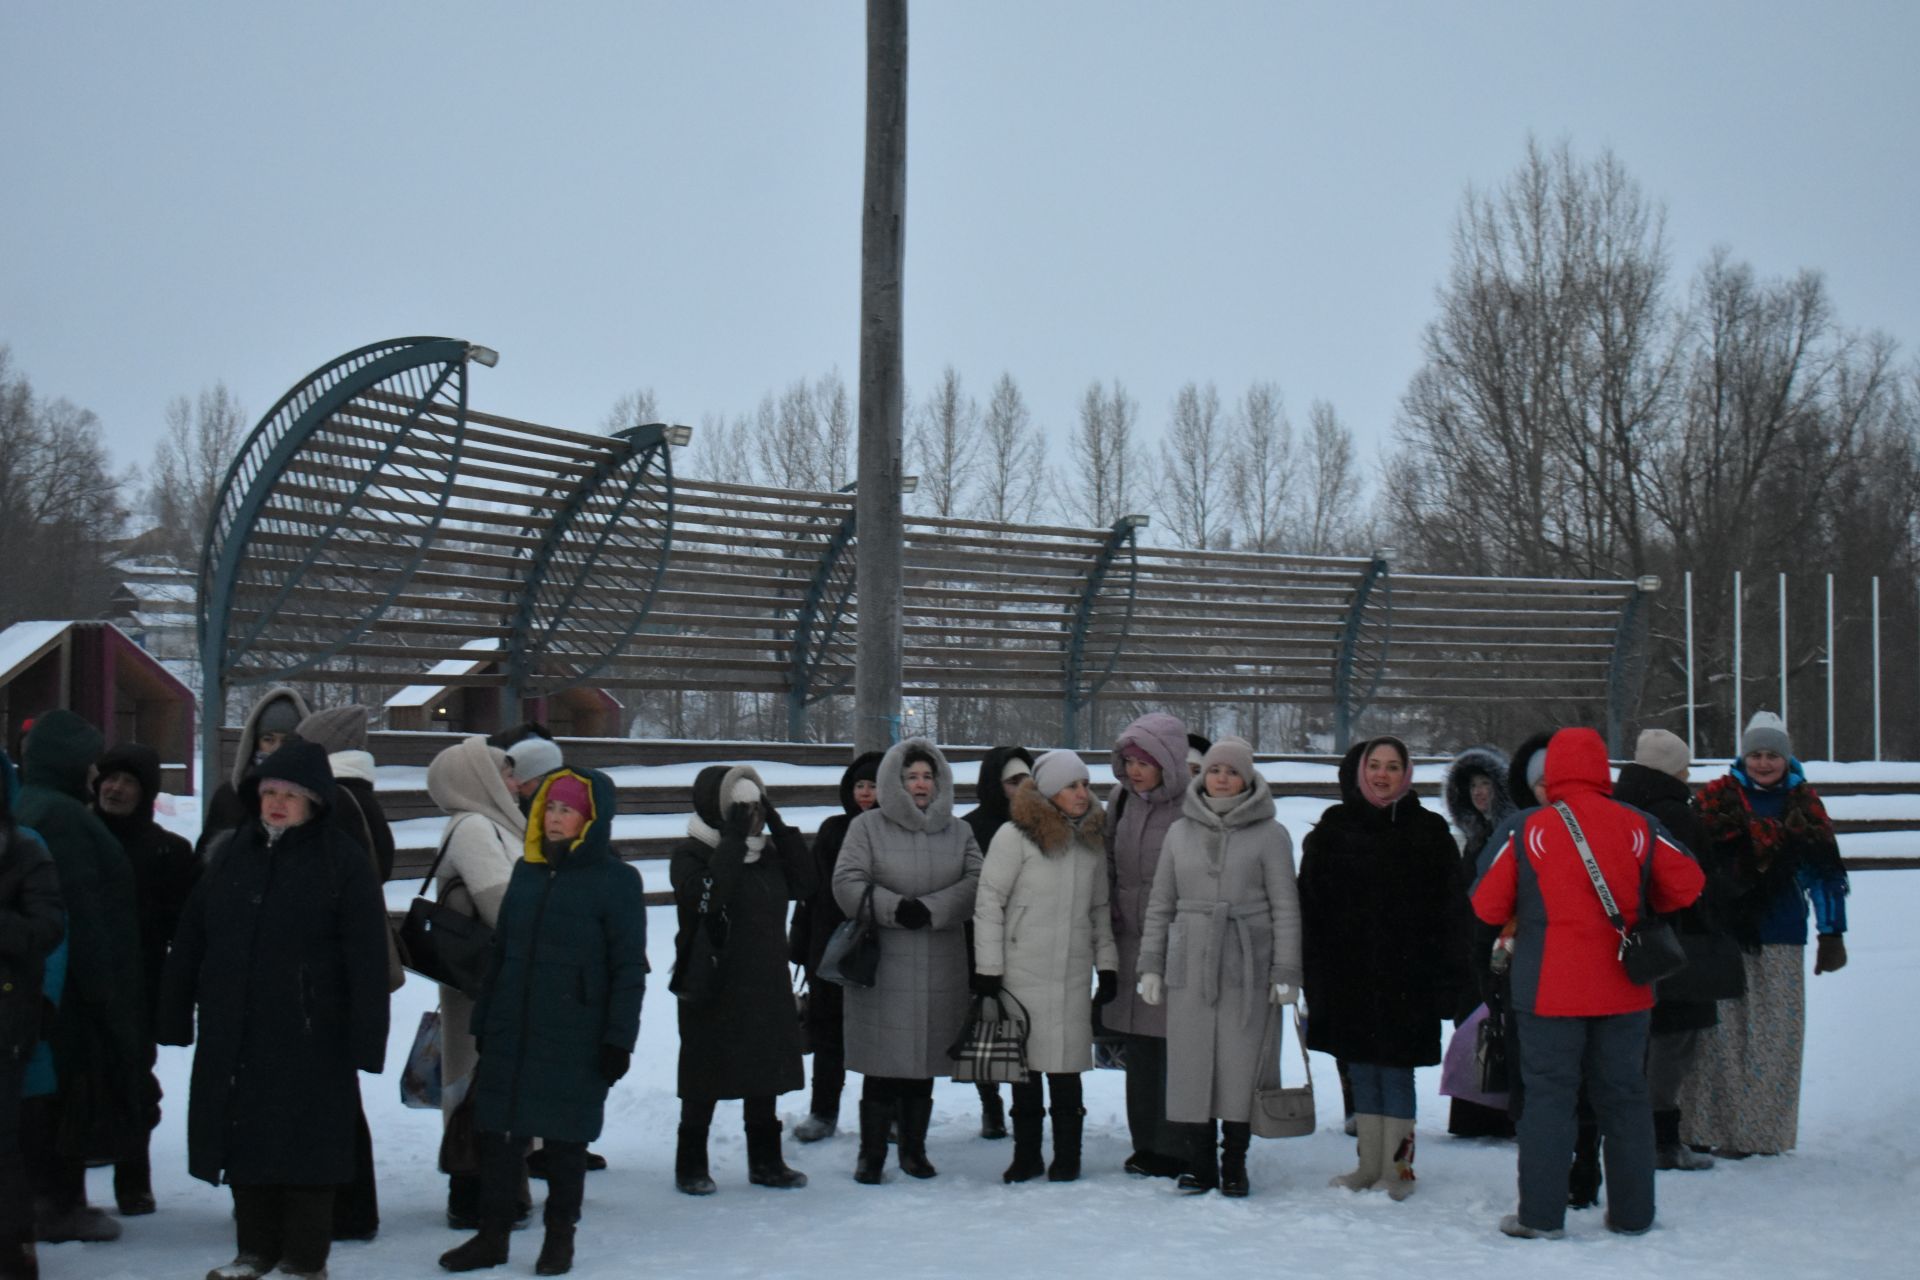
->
[1331,553,1392,752]
[1061,515,1144,749]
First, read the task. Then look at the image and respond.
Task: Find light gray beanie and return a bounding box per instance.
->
[506,736,564,781]
[1740,711,1792,760]
[1032,750,1089,798]
[1634,728,1691,782]
[1201,735,1257,784]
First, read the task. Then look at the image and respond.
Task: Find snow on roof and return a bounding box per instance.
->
[0,620,74,684]
[384,637,507,708]
[118,581,197,605]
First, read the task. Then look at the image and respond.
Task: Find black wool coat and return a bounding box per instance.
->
[157,742,391,1187]
[94,742,200,1028]
[0,825,66,1066]
[1298,743,1460,1069]
[673,765,814,1100]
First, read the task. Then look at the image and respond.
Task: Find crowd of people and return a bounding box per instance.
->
[0,693,1854,1277]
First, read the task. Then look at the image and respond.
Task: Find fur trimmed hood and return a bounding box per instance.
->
[875,737,956,833]
[1444,745,1514,850]
[1006,777,1105,856]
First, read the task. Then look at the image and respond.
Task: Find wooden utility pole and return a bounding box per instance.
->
[854,0,907,753]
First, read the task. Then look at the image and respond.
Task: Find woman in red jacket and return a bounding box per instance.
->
[1471,728,1703,1241]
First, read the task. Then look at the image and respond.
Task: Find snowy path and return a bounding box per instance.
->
[48,868,1920,1279]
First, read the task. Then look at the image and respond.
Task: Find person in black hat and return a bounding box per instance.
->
[90,741,198,1216]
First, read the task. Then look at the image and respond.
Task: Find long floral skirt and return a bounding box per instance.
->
[1677,944,1804,1154]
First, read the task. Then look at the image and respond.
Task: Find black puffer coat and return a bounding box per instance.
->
[0,753,66,1068]
[1442,747,1515,1021]
[1613,762,1742,1033]
[157,740,391,1186]
[671,765,813,1100]
[788,753,882,1049]
[1298,740,1459,1068]
[92,742,200,1026]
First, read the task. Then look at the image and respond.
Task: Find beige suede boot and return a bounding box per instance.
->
[1330,1114,1385,1190]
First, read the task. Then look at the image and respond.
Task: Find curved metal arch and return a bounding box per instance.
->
[505,423,678,703]
[198,336,481,793]
[787,505,860,741]
[1331,554,1393,751]
[1061,517,1143,748]
[1605,578,1658,755]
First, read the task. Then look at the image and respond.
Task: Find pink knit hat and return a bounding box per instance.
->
[545,774,592,815]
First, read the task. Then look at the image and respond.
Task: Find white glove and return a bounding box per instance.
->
[1137,973,1164,1006]
[1269,982,1297,1006]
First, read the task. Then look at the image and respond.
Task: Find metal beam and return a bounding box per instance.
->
[1331,553,1392,752]
[788,505,859,740]
[1061,516,1143,748]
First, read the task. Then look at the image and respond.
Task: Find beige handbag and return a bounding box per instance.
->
[1251,1006,1315,1139]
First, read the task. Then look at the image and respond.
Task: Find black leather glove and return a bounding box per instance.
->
[971,971,1002,996]
[761,796,789,833]
[894,897,931,930]
[1094,969,1118,1007]
[599,1044,631,1085]
[721,802,753,841]
[1815,933,1848,975]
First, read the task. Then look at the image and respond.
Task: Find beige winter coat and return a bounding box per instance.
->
[1138,772,1303,1123]
[973,782,1119,1074]
[832,739,982,1079]
[424,735,526,1116]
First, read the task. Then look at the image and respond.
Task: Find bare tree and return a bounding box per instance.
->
[1227,381,1295,552]
[601,387,660,432]
[1299,401,1362,555]
[1156,380,1232,548]
[975,372,1048,524]
[909,365,979,517]
[143,383,246,565]
[1061,378,1141,528]
[816,370,855,491]
[0,348,129,625]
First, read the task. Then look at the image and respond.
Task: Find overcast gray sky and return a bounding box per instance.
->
[4,1,1916,488]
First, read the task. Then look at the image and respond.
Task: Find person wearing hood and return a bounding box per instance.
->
[788,751,884,1143]
[0,749,66,1280]
[669,766,814,1196]
[959,745,1035,1141]
[1105,711,1191,1178]
[1471,727,1704,1240]
[292,705,394,1242]
[1441,746,1517,1140]
[1678,711,1847,1160]
[1612,728,1743,1172]
[1137,738,1302,1197]
[88,740,198,1217]
[13,709,145,1245]
[1300,735,1458,1200]
[195,687,311,861]
[157,739,392,1280]
[440,767,646,1276]
[1185,732,1212,779]
[831,738,982,1185]
[424,736,531,1232]
[971,751,1117,1184]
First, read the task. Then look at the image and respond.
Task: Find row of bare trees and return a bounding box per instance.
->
[1385,138,1920,757]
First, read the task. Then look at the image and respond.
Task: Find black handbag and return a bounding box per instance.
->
[398,816,497,998]
[1555,802,1689,986]
[669,873,727,1004]
[1657,929,1747,1004]
[818,884,880,988]
[1475,1005,1511,1094]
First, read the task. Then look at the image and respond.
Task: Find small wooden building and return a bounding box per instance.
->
[385,642,624,737]
[0,619,198,792]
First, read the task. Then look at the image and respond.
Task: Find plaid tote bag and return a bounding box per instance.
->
[947,989,1031,1084]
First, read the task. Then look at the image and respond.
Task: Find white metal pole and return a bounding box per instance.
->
[1873,576,1883,761]
[1733,570,1743,749]
[1827,574,1836,761]
[1779,572,1789,727]
[1684,571,1696,758]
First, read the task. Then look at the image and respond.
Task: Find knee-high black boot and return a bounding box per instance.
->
[1003,1079,1046,1183]
[1219,1122,1251,1197]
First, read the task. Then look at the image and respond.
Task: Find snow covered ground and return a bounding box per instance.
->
[46,867,1920,1279]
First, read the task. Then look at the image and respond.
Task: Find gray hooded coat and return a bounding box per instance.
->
[1103,712,1189,1037]
[424,735,527,1113]
[1138,771,1303,1124]
[832,739,982,1079]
